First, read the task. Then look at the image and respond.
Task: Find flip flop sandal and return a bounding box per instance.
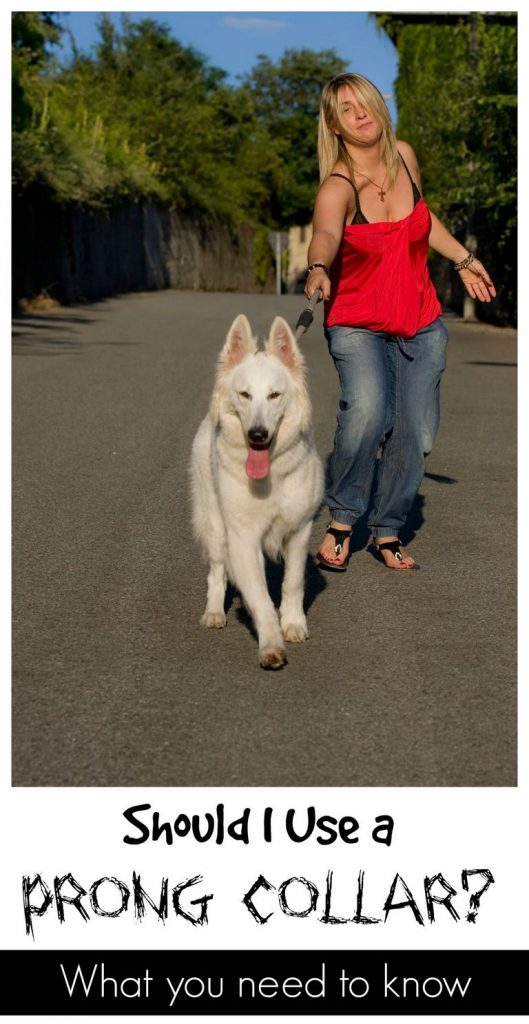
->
[316,522,352,573]
[371,538,420,571]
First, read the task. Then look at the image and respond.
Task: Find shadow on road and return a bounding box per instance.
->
[318,449,459,555]
[225,555,328,641]
[12,337,80,355]
[11,308,121,355]
[424,471,458,484]
[13,333,137,356]
[463,360,517,367]
[13,313,98,326]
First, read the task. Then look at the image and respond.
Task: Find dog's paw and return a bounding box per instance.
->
[201,611,227,629]
[282,622,309,643]
[259,645,287,670]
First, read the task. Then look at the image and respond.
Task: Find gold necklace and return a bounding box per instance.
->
[355,169,388,202]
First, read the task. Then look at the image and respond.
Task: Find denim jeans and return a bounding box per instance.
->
[325,316,448,537]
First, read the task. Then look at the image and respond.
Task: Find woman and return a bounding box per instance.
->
[306,73,495,571]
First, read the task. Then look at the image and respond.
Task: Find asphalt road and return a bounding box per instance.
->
[12,291,516,786]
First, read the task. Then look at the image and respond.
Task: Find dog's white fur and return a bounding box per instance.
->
[190,314,324,669]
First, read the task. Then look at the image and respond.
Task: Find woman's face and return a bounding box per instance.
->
[334,85,381,146]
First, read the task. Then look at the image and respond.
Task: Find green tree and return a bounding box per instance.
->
[374,13,517,324]
[12,15,350,237]
[12,12,61,133]
[12,13,163,203]
[243,48,347,225]
[60,16,273,218]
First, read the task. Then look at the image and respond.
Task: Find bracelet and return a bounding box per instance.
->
[306,263,330,278]
[453,252,475,272]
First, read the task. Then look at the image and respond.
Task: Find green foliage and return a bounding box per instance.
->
[12,14,163,204]
[12,12,61,64]
[243,49,347,224]
[374,13,517,323]
[252,226,274,288]
[12,13,59,135]
[12,14,345,231]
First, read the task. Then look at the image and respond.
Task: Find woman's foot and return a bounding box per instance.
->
[317,520,352,571]
[372,537,418,570]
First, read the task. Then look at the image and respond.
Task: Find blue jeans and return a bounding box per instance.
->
[325,317,448,537]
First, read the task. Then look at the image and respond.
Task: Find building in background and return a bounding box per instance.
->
[287,224,312,293]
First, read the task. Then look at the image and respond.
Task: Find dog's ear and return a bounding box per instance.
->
[209,315,256,423]
[265,317,305,374]
[218,314,257,370]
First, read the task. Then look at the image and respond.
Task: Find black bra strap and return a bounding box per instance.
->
[329,172,357,192]
[329,172,366,222]
[399,152,414,184]
[330,159,420,223]
[332,160,420,196]
[399,152,421,200]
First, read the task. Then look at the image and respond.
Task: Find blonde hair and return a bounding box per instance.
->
[318,73,400,187]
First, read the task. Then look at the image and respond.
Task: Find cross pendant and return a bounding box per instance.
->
[378,188,386,201]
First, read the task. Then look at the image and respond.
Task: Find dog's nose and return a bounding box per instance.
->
[248,426,269,444]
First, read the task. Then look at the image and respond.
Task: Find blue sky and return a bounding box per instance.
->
[55,11,399,122]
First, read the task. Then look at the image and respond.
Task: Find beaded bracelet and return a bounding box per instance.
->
[453,252,475,272]
[306,263,330,278]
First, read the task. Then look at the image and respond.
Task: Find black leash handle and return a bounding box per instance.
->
[294,289,322,341]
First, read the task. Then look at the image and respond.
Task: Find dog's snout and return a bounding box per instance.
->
[248,426,269,444]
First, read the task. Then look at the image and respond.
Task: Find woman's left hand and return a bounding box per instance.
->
[458,258,496,303]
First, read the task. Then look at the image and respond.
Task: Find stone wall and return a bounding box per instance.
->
[12,188,270,308]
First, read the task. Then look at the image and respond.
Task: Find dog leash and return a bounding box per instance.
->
[294,289,322,343]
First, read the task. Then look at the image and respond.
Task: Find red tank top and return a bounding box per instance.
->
[324,196,442,339]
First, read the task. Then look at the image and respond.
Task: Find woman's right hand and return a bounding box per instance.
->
[305,267,330,301]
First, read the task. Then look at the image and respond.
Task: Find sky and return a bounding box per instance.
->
[54,11,399,122]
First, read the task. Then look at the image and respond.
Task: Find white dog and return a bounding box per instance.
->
[190,313,323,669]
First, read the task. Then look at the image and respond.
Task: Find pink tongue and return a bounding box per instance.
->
[246,447,270,479]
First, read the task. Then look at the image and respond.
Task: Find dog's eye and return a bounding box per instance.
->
[238,391,251,400]
[268,391,281,400]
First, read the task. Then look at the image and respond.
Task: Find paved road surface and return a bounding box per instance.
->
[12,291,516,786]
